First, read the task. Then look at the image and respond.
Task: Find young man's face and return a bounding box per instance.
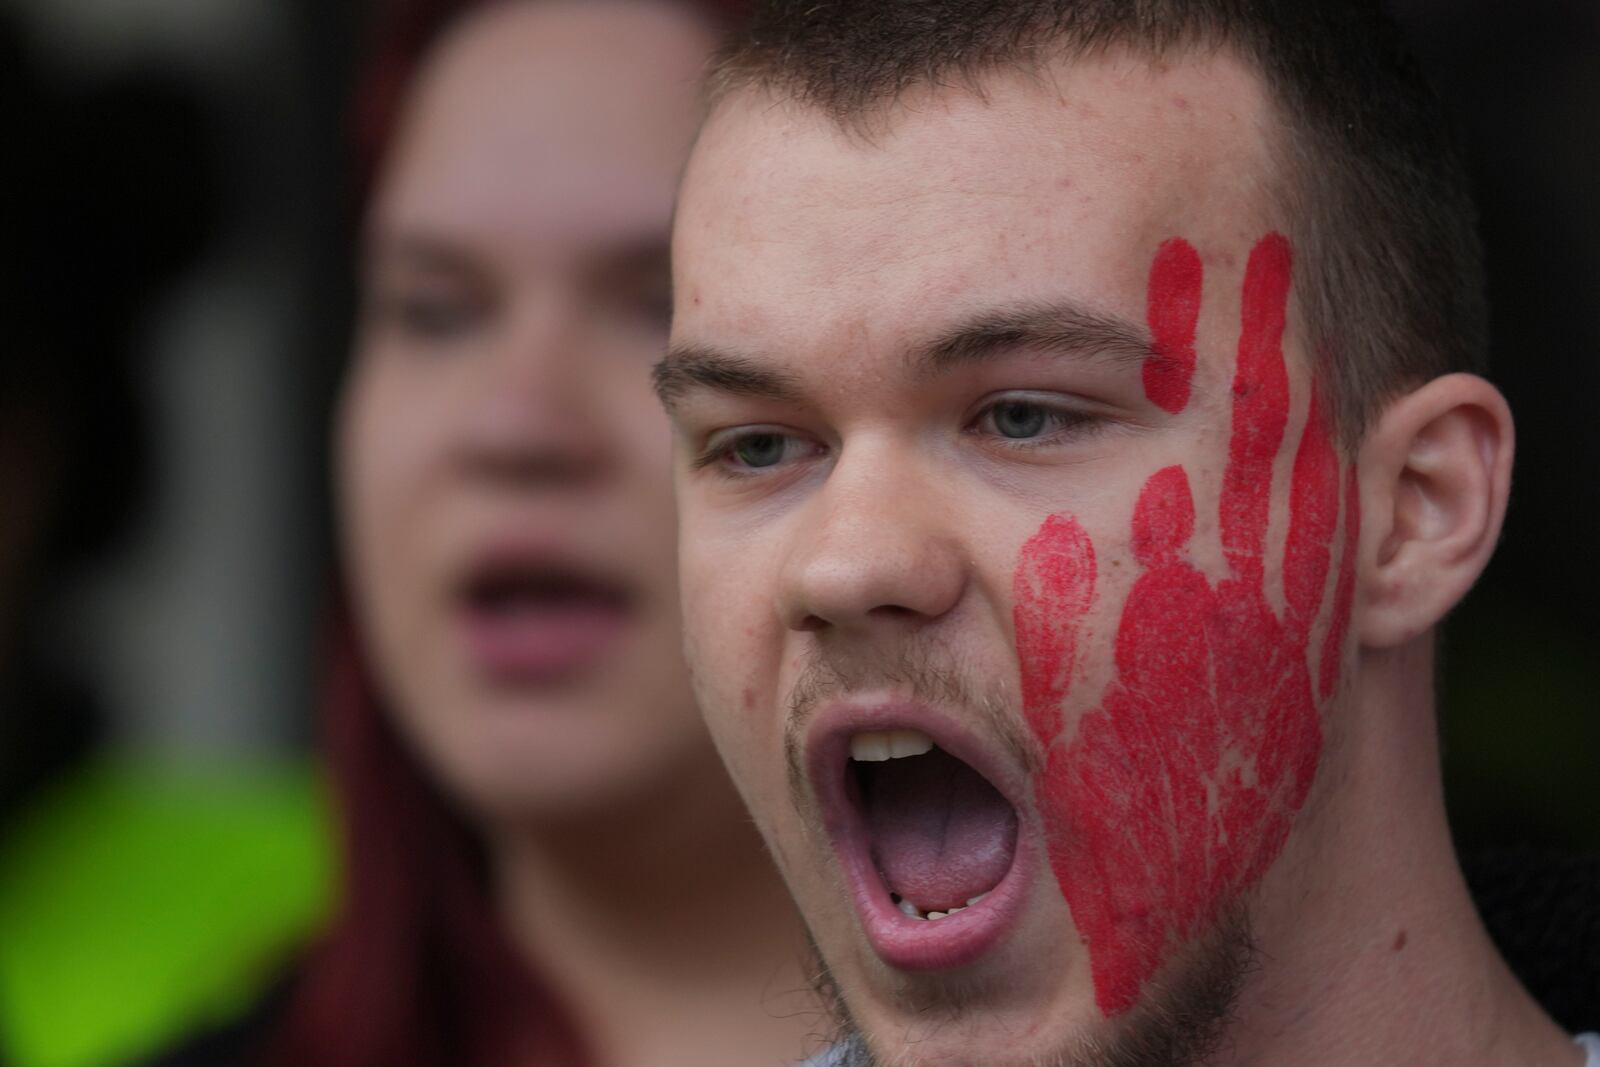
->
[664,52,1359,1065]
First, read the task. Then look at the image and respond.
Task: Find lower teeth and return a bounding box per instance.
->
[892,893,988,921]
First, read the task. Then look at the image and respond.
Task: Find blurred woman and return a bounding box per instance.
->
[261,2,815,1065]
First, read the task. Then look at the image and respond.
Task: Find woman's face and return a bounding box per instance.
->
[340,0,719,822]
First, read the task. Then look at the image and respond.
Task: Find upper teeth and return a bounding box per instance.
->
[849,730,935,762]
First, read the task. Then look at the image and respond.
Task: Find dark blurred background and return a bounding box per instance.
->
[1386,0,1600,855]
[0,2,1593,1066]
[0,3,354,1066]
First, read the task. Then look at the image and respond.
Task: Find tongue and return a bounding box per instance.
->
[860,748,1018,912]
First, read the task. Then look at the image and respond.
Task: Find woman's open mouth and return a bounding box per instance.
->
[808,708,1033,972]
[456,557,635,682]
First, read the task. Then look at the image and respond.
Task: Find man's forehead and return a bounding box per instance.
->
[674,48,1280,357]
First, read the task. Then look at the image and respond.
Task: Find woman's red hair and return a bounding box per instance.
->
[266,2,746,1064]
[264,605,585,1067]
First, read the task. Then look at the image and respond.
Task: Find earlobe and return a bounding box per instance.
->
[1355,373,1514,648]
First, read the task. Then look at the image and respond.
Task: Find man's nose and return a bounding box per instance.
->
[777,439,967,634]
[450,297,613,487]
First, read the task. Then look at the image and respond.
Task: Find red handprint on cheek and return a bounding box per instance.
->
[1013,234,1360,1016]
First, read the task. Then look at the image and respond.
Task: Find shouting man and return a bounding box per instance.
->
[656,1,1594,1064]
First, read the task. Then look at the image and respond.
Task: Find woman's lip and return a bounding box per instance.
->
[455,534,635,597]
[457,594,632,681]
[805,699,1036,973]
[449,532,644,682]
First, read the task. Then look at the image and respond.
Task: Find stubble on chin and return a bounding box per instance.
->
[808,908,1256,1067]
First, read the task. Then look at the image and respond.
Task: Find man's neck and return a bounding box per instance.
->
[1222,640,1579,1067]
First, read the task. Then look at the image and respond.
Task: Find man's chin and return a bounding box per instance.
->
[809,909,1256,1067]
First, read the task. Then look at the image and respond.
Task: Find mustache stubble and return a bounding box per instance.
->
[780,637,1042,813]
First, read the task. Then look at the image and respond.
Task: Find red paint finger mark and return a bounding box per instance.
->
[1066,528,1216,1014]
[1014,514,1097,746]
[1016,232,1360,1018]
[1220,234,1293,583]
[1130,465,1195,568]
[1144,238,1204,413]
[1318,466,1361,701]
[1284,383,1340,636]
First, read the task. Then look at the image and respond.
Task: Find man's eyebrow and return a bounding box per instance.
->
[913,300,1154,377]
[653,344,803,409]
[654,301,1149,408]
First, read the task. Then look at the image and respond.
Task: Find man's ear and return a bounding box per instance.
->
[1356,373,1514,648]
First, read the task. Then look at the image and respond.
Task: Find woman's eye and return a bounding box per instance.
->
[368,287,486,343]
[608,284,673,334]
[397,296,482,340]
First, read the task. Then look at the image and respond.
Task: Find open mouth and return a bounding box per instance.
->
[457,563,634,681]
[811,713,1031,972]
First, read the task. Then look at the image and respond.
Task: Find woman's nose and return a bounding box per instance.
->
[449,296,616,488]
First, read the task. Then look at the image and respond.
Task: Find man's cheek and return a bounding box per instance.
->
[681,583,740,714]
[683,565,779,738]
[684,622,771,819]
[1020,524,1237,1016]
[1013,232,1356,1017]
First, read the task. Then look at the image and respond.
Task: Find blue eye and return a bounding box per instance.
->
[732,433,788,468]
[697,428,816,475]
[990,401,1049,439]
[973,396,1099,447]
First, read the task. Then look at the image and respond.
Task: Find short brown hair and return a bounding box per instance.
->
[709,0,1486,446]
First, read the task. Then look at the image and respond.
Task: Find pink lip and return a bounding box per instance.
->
[452,539,636,683]
[805,700,1036,973]
[459,598,629,680]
